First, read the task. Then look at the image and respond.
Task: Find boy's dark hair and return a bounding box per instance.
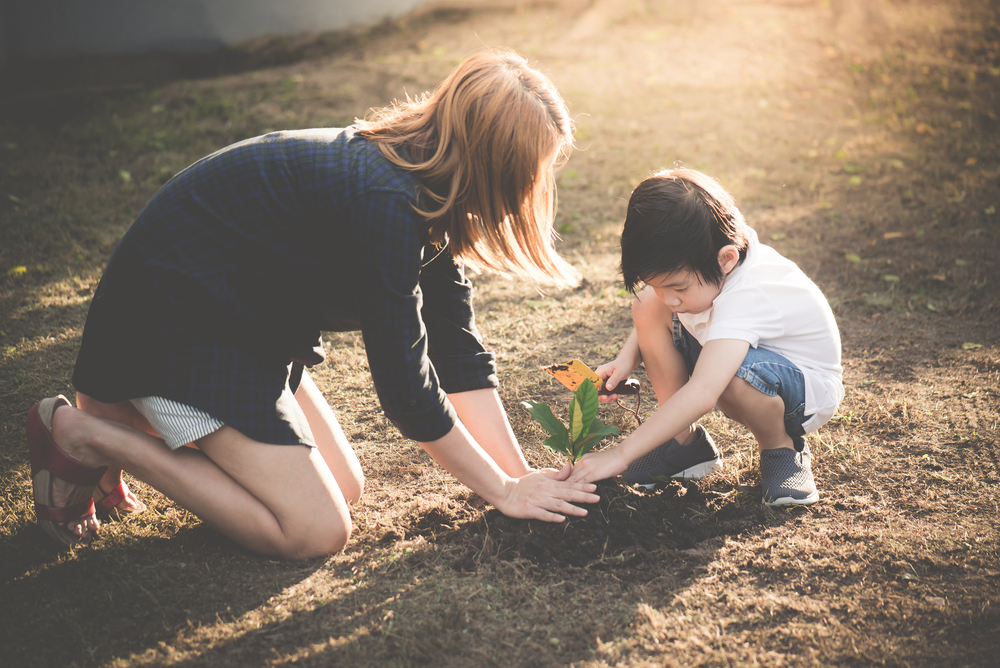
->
[621,169,749,293]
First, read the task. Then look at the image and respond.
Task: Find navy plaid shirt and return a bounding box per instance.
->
[73,128,498,444]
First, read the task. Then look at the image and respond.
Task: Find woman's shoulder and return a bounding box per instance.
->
[237,127,355,162]
[246,127,420,194]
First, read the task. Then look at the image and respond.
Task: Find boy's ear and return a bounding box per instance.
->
[718,245,740,274]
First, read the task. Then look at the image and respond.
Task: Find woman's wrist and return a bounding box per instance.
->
[508,463,532,478]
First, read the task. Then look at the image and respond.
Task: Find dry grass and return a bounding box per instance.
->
[2,1,999,666]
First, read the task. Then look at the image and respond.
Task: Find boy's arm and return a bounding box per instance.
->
[569,338,751,483]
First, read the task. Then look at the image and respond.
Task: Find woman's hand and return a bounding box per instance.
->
[496,469,599,522]
[568,448,629,484]
[419,395,598,523]
[539,462,573,480]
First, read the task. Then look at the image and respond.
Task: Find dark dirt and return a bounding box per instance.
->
[448,480,774,570]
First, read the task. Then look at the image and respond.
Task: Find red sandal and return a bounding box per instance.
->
[28,395,107,548]
[93,479,147,518]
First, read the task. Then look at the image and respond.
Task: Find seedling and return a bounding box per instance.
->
[544,358,644,425]
[522,379,619,463]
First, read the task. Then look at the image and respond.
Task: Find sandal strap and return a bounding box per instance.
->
[94,481,128,512]
[35,498,97,523]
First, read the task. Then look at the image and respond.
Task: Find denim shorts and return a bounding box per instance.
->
[672,316,811,451]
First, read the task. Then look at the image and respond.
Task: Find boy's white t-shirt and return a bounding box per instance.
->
[677,228,844,432]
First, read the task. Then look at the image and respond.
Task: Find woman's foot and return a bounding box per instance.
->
[93,470,147,518]
[28,396,108,546]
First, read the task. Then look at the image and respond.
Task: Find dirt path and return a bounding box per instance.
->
[1,1,998,666]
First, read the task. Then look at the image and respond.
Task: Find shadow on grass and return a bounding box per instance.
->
[0,524,328,667]
[1,476,797,667]
[80,480,797,667]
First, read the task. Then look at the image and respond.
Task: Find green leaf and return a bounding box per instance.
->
[572,422,621,460]
[571,433,607,461]
[587,418,620,438]
[543,434,572,456]
[522,401,569,442]
[568,396,585,442]
[568,381,599,445]
[525,385,618,462]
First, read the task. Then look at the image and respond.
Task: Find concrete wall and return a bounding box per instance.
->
[2,0,429,63]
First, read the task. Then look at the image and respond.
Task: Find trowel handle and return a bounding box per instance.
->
[598,378,640,396]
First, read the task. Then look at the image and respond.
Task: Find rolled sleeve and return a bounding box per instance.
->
[357,189,459,442]
[420,249,498,394]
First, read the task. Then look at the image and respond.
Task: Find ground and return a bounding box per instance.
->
[1,0,998,666]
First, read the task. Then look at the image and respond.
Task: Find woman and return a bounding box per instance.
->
[27,49,599,558]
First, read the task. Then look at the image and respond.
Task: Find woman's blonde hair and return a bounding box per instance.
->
[357,48,579,287]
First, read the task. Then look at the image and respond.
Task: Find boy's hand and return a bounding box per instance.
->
[568,448,629,484]
[595,360,634,403]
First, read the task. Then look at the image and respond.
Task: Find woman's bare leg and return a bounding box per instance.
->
[631,287,697,445]
[294,372,364,504]
[47,401,352,559]
[76,394,152,513]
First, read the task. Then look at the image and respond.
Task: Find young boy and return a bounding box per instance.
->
[569,169,843,506]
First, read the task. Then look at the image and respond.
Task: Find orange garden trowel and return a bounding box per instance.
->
[544,359,640,396]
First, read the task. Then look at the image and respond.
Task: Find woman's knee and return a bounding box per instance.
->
[279,514,353,560]
[341,472,365,506]
[326,447,365,505]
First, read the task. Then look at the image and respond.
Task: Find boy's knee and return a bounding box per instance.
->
[719,376,782,419]
[631,288,669,326]
[720,375,753,401]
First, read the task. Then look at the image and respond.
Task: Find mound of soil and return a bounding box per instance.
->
[446,479,776,571]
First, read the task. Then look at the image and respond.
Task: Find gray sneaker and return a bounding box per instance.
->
[760,445,819,507]
[622,425,723,490]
